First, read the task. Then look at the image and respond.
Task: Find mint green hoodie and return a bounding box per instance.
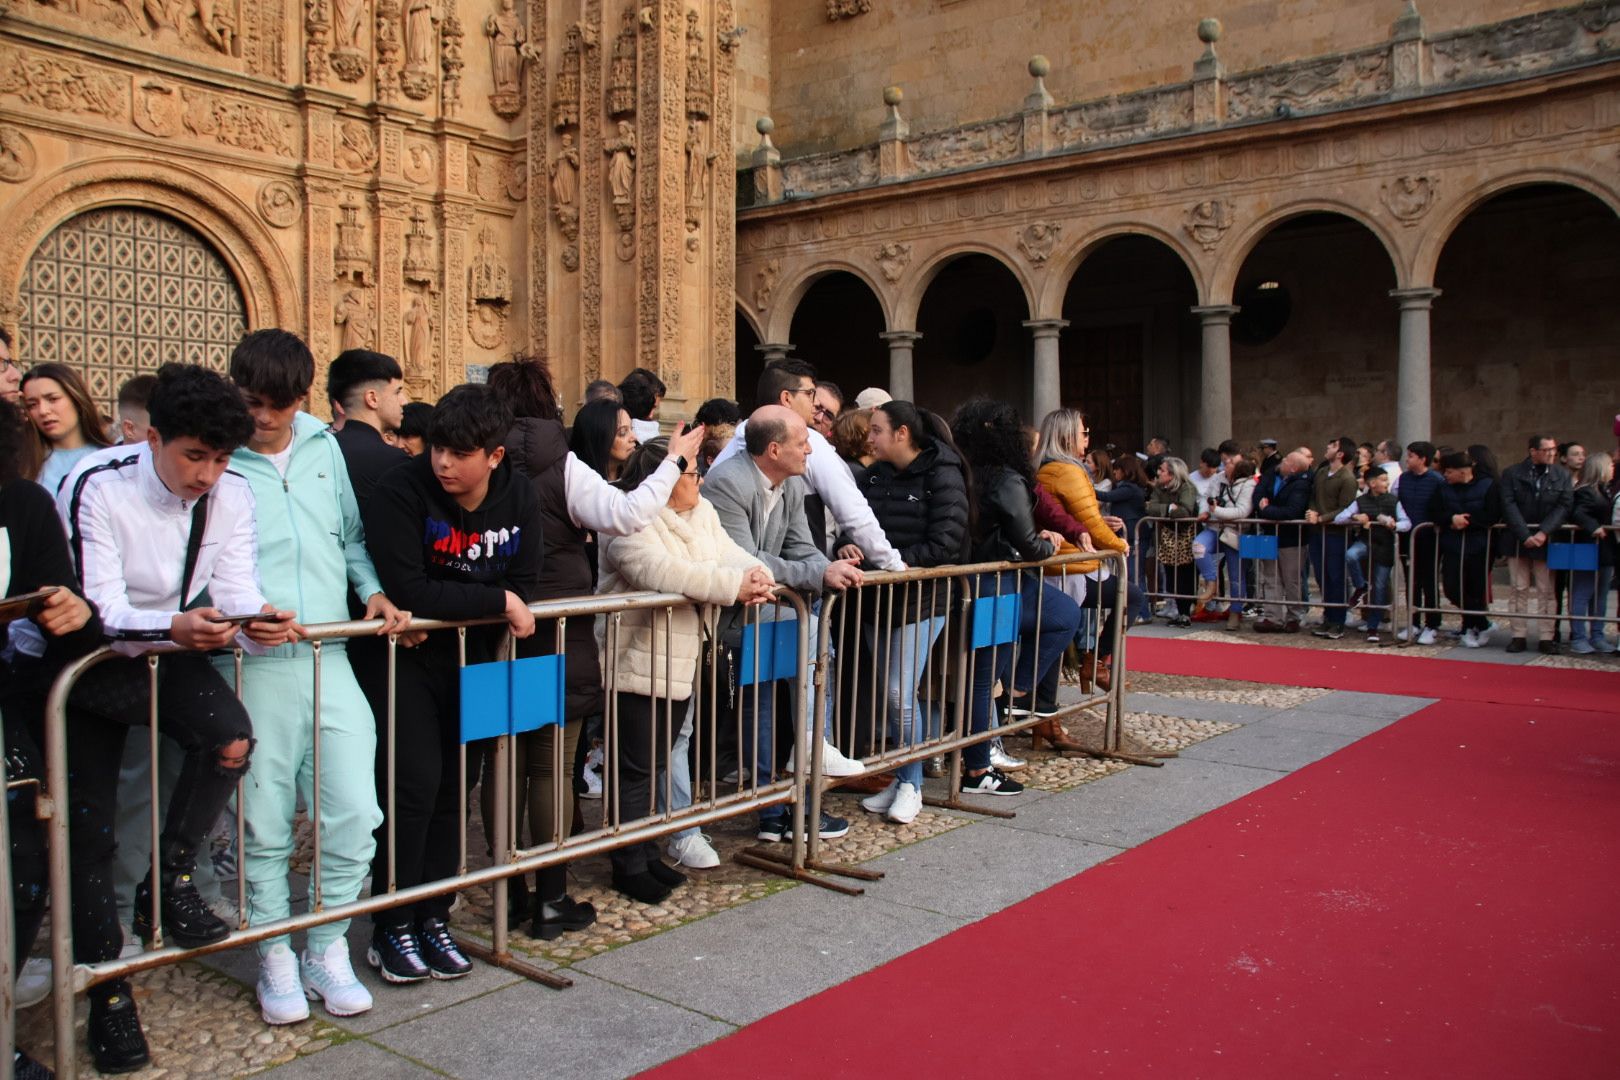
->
[230,412,383,656]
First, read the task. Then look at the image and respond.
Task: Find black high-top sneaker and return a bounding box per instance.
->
[88,987,151,1074]
[132,871,230,948]
[366,924,431,983]
[417,918,473,979]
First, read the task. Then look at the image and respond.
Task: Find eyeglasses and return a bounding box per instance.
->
[787,386,816,398]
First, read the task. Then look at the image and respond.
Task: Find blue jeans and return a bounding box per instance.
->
[656,703,695,843]
[1220,545,1246,605]
[1344,542,1369,593]
[966,572,1082,772]
[1193,528,1220,583]
[1363,561,1394,631]
[1308,529,1348,626]
[1570,567,1615,646]
[1127,550,1151,622]
[863,615,948,788]
[746,609,831,825]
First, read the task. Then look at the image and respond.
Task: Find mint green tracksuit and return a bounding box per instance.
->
[214,413,386,954]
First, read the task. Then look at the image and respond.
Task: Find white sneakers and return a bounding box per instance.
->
[860,780,924,825]
[259,939,374,1025]
[785,739,865,778]
[667,831,721,869]
[15,957,51,1008]
[301,938,374,1017]
[1416,627,1437,646]
[257,943,310,1025]
[579,746,604,800]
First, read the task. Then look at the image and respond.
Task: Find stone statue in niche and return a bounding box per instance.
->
[467,225,511,304]
[335,197,370,282]
[1380,175,1438,227]
[684,119,712,221]
[684,9,710,119]
[605,119,637,259]
[551,133,580,242]
[554,24,582,129]
[485,0,526,118]
[334,287,374,350]
[607,6,637,118]
[402,291,435,376]
[1183,199,1233,252]
[330,0,369,81]
[401,0,439,99]
[403,204,435,283]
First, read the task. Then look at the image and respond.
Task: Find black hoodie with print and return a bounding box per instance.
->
[363,452,542,662]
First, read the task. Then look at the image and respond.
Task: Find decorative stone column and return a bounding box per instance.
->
[879,330,922,401]
[1391,287,1441,447]
[1191,304,1239,446]
[1023,318,1068,422]
[756,341,794,366]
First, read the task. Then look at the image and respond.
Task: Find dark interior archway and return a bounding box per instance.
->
[1434,184,1620,463]
[913,253,1031,419]
[734,307,763,408]
[785,272,887,413]
[1061,237,1199,456]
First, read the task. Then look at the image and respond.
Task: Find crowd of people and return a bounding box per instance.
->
[2,321,1617,1076]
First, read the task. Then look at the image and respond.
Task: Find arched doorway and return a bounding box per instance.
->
[1228,213,1398,454]
[913,253,1031,418]
[734,306,762,408]
[1433,184,1620,462]
[17,208,248,421]
[1061,236,1199,455]
[786,271,886,410]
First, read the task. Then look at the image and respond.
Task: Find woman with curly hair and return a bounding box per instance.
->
[949,399,1082,796]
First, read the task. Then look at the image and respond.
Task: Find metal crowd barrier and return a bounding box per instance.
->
[1132,515,1405,628]
[35,588,813,1080]
[1404,521,1603,640]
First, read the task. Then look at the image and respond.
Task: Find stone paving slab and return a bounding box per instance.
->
[1123,691,1282,725]
[1296,690,1435,719]
[1176,723,1361,774]
[571,882,966,1027]
[258,1037,442,1078]
[370,970,732,1079]
[1255,708,1411,740]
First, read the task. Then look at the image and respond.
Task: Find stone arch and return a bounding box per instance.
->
[0,156,300,333]
[1040,222,1206,317]
[894,243,1035,332]
[764,259,893,344]
[1412,168,1620,287]
[1210,198,1404,304]
[735,297,764,343]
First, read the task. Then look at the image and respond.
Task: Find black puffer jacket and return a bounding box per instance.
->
[857,442,970,621]
[1570,484,1616,568]
[970,465,1055,565]
[503,416,603,717]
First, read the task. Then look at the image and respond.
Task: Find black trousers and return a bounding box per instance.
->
[1441,551,1491,632]
[1406,533,1442,630]
[4,700,49,980]
[1034,575,1120,710]
[607,692,674,877]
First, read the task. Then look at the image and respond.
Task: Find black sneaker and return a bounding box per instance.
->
[88,990,150,1074]
[13,1049,54,1080]
[1539,640,1561,655]
[960,767,1024,797]
[531,895,597,941]
[793,811,850,840]
[1506,637,1527,654]
[756,817,789,842]
[1312,625,1344,640]
[417,918,473,979]
[646,860,688,889]
[366,925,431,983]
[132,872,230,949]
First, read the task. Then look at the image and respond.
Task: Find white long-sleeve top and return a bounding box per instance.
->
[1333,499,1412,531]
[562,452,679,536]
[57,444,268,656]
[710,421,904,570]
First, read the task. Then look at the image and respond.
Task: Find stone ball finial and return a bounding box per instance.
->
[882,85,903,107]
[1197,17,1222,44]
[756,116,775,136]
[1028,55,1051,78]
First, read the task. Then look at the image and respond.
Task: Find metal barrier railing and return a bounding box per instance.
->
[1132,515,1406,629]
[1404,521,1602,641]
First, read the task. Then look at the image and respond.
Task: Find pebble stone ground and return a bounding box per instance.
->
[12,610,1599,1077]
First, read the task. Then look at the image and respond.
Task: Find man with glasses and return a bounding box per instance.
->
[0,327,20,404]
[811,380,843,439]
[1501,433,1573,653]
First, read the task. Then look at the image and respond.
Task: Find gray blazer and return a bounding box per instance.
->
[701,452,829,595]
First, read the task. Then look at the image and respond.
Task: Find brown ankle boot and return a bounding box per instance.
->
[1079,651,1096,693]
[1031,717,1085,753]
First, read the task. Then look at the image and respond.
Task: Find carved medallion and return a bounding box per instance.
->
[133,79,186,137]
[1183,199,1233,252]
[1380,174,1438,227]
[257,180,301,227]
[336,119,378,173]
[874,241,911,283]
[0,125,38,183]
[468,301,507,348]
[1016,221,1060,265]
[403,140,435,185]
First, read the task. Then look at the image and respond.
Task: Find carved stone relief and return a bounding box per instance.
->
[0,125,38,183]
[753,256,780,309]
[468,301,507,348]
[1183,199,1233,252]
[305,0,332,83]
[330,0,369,81]
[1225,48,1391,122]
[403,140,435,184]
[376,0,405,101]
[403,203,435,283]
[257,179,300,227]
[470,151,507,201]
[605,118,636,260]
[1016,221,1060,264]
[440,4,465,116]
[551,131,580,240]
[555,24,583,129]
[180,89,297,157]
[133,79,185,137]
[910,119,1020,175]
[336,120,378,173]
[334,285,375,349]
[468,223,511,302]
[826,0,870,20]
[401,0,440,100]
[505,156,527,201]
[29,0,245,59]
[607,5,637,117]
[1380,174,1438,226]
[334,196,370,281]
[874,240,910,283]
[684,9,710,119]
[402,289,435,375]
[0,47,127,117]
[485,0,525,118]
[684,118,712,225]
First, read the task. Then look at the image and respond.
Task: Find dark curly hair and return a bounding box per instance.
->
[487,353,561,422]
[950,398,1033,484]
[147,363,255,451]
[429,384,512,454]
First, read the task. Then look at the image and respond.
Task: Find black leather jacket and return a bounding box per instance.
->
[970,466,1055,565]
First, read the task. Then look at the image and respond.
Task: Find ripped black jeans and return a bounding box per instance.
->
[54,653,253,966]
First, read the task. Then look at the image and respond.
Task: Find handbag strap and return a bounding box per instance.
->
[179,494,209,611]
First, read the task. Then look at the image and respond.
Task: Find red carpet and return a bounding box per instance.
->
[648,694,1620,1079]
[1127,635,1620,712]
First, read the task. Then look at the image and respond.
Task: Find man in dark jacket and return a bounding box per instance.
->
[1250,448,1313,631]
[1397,441,1445,644]
[327,349,409,511]
[1499,434,1573,653]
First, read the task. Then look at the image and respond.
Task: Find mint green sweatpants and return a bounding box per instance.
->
[216,649,382,955]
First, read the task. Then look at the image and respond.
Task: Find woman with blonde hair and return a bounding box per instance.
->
[1568,451,1615,654]
[20,362,112,493]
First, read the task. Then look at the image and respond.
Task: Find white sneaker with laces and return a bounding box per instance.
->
[302,938,373,1017]
[666,832,721,869]
[1416,628,1437,646]
[257,943,311,1025]
[1476,624,1494,648]
[989,739,1027,771]
[580,762,603,800]
[15,957,51,1008]
[861,779,900,815]
[1396,628,1411,642]
[786,740,865,778]
[886,783,923,825]
[1461,629,1481,649]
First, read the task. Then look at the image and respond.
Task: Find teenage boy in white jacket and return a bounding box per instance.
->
[227,330,411,1025]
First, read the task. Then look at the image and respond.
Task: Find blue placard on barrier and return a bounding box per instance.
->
[1239,534,1279,561]
[971,591,1022,649]
[1548,542,1599,572]
[459,654,566,743]
[738,617,800,686]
